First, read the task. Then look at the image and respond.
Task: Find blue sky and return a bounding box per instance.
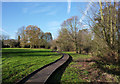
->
[2,2,89,39]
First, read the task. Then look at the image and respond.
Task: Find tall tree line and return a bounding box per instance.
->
[17,25,52,48]
[54,0,120,64]
[56,16,92,54]
[83,0,120,64]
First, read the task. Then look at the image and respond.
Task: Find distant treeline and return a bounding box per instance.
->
[1,25,52,49]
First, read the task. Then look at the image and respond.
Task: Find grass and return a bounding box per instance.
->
[2,49,119,83]
[2,48,62,84]
[60,52,91,82]
[60,52,120,83]
[47,51,91,83]
[93,60,120,82]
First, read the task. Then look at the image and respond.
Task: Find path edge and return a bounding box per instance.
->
[16,52,64,84]
[45,54,71,83]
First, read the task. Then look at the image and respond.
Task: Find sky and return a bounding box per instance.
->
[2,2,89,39]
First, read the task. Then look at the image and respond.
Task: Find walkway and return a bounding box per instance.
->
[17,53,70,84]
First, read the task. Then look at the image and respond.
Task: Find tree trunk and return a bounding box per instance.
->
[79,47,82,54]
[75,42,78,53]
[110,3,113,49]
[117,2,120,64]
[99,1,106,41]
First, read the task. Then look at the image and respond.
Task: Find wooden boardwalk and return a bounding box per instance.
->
[17,53,70,84]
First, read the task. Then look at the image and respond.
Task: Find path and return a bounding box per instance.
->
[17,53,70,84]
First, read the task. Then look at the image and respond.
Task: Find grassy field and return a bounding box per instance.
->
[47,52,91,83]
[60,52,91,82]
[2,48,62,83]
[61,52,91,82]
[2,49,120,83]
[48,51,120,83]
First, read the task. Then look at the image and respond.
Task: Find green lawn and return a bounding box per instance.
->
[2,48,62,83]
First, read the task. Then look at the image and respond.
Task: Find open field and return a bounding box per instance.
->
[2,48,62,83]
[2,49,120,83]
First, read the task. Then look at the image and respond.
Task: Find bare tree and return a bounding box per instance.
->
[118,1,120,63]
[78,29,92,54]
[56,28,74,51]
[0,34,9,40]
[17,26,27,48]
[83,0,120,63]
[60,16,80,53]
[44,32,53,42]
[0,34,9,48]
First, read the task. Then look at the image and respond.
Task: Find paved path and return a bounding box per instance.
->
[17,53,70,84]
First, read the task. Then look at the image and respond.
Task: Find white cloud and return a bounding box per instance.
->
[47,21,60,27]
[0,28,9,35]
[79,0,92,22]
[67,0,71,14]
[23,8,28,13]
[22,4,56,15]
[22,3,43,14]
[0,28,16,39]
[47,11,57,15]
[30,9,48,14]
[32,6,51,14]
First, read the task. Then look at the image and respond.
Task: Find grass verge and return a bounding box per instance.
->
[60,52,91,83]
[48,51,120,83]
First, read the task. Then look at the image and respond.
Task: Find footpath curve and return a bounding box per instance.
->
[17,52,71,84]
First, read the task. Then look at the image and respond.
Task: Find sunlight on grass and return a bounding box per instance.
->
[60,51,91,82]
[2,48,62,83]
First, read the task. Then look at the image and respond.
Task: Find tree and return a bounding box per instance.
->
[118,1,120,64]
[44,32,53,42]
[9,39,17,48]
[25,25,42,48]
[17,25,52,48]
[84,0,120,64]
[0,34,9,40]
[60,16,80,53]
[17,26,27,48]
[78,29,92,54]
[56,27,74,51]
[50,39,58,50]
[17,35,20,47]
[56,16,92,53]
[0,34,9,48]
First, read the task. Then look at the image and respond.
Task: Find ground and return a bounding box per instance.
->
[2,48,62,83]
[60,52,120,83]
[1,49,120,83]
[48,52,120,83]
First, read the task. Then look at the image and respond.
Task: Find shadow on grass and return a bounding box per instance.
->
[2,51,52,54]
[85,58,120,77]
[45,55,72,84]
[95,61,120,76]
[2,54,61,59]
[2,50,60,57]
[18,54,60,57]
